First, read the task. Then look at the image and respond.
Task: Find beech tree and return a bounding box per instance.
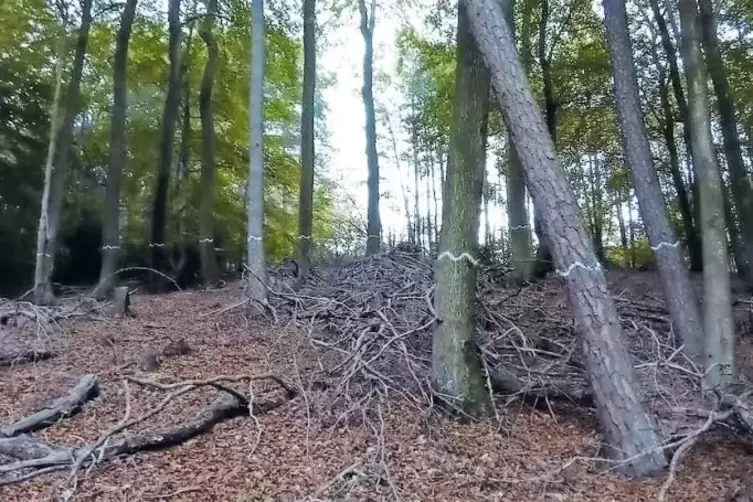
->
[198,0,221,284]
[297,0,316,277]
[677,0,736,388]
[33,0,93,305]
[358,0,381,255]
[95,0,139,299]
[602,0,703,359]
[461,0,667,476]
[432,2,492,417]
[247,0,267,303]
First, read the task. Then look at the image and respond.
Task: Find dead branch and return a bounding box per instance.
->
[0,349,58,367]
[1,374,99,437]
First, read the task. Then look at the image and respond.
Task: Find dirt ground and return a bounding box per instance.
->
[1,272,753,501]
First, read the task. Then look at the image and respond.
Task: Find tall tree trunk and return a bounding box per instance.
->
[603,0,704,359]
[463,0,667,477]
[297,0,316,277]
[649,38,702,269]
[506,0,533,285]
[698,0,753,287]
[34,0,93,305]
[431,149,440,248]
[95,0,138,300]
[426,155,434,250]
[358,0,381,254]
[198,0,220,284]
[616,193,629,254]
[483,175,491,247]
[590,154,605,262]
[532,0,554,278]
[386,113,413,242]
[432,3,493,417]
[247,0,267,303]
[677,0,736,389]
[149,0,182,285]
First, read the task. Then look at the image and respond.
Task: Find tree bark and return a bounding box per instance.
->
[462,0,667,477]
[698,0,753,288]
[358,0,381,255]
[677,0,736,389]
[149,0,183,285]
[95,0,138,300]
[198,0,220,284]
[602,0,704,359]
[247,0,267,303]
[33,0,93,305]
[432,3,493,417]
[296,0,316,277]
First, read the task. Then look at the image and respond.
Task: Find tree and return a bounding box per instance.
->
[698,0,753,289]
[198,0,221,284]
[149,0,183,284]
[602,0,704,359]
[297,0,316,277]
[358,0,381,255]
[677,0,736,389]
[462,0,667,477]
[95,0,139,299]
[432,2,492,417]
[247,0,266,304]
[34,0,93,305]
[505,0,533,285]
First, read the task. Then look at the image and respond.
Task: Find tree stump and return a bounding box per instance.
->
[113,286,131,317]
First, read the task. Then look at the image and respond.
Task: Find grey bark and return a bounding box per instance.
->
[297,0,316,277]
[602,0,704,359]
[698,0,753,287]
[149,0,182,283]
[677,0,736,389]
[95,0,138,300]
[358,0,381,254]
[247,0,267,303]
[432,4,493,417]
[505,0,533,285]
[198,0,220,284]
[33,0,93,305]
[462,0,667,477]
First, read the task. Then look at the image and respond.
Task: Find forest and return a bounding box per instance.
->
[2,0,753,499]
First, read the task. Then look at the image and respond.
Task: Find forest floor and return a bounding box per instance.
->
[2,254,753,501]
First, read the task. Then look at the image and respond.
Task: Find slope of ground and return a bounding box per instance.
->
[1,264,752,501]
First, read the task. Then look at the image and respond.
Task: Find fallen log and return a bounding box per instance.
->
[0,350,57,367]
[490,368,594,407]
[1,374,99,437]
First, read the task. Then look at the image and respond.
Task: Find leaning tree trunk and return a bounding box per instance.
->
[463,0,667,477]
[359,0,381,255]
[698,0,753,289]
[505,0,533,285]
[247,0,267,304]
[432,3,493,417]
[198,0,220,284]
[677,0,736,389]
[296,0,316,278]
[33,0,93,305]
[603,0,704,360]
[149,0,183,286]
[96,0,139,300]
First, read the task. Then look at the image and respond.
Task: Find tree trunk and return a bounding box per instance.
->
[386,113,413,243]
[603,0,704,359]
[463,0,667,477]
[505,0,533,285]
[33,0,93,305]
[296,0,316,277]
[432,3,493,417]
[198,0,220,284]
[426,154,434,250]
[677,0,736,389]
[532,0,554,278]
[149,0,182,285]
[359,0,381,255]
[616,193,629,254]
[96,0,138,300]
[247,0,267,303]
[698,0,753,287]
[431,149,440,249]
